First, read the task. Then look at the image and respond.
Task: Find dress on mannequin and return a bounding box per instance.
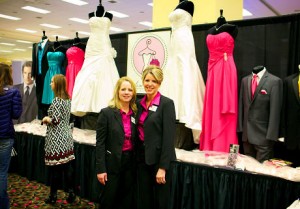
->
[71,10,119,117]
[160,1,205,143]
[200,11,239,152]
[42,43,66,104]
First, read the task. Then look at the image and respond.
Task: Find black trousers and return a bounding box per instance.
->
[137,162,171,209]
[98,152,136,209]
[47,161,75,195]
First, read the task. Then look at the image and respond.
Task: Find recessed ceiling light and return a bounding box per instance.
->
[16,28,37,33]
[0,50,13,53]
[61,0,88,6]
[69,18,89,24]
[78,31,90,36]
[139,21,152,27]
[243,9,253,17]
[22,6,50,14]
[110,27,124,32]
[40,23,61,29]
[0,43,16,46]
[14,49,26,51]
[16,40,33,44]
[0,14,21,20]
[108,11,129,18]
[148,3,153,7]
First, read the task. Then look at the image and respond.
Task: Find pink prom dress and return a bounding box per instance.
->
[200,32,238,152]
[65,46,85,98]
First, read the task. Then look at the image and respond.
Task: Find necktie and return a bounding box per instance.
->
[251,74,258,99]
[24,86,30,104]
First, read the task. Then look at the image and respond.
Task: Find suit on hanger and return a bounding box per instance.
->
[238,70,283,162]
[14,84,38,124]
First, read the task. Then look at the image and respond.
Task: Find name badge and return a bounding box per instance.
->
[149,105,157,112]
[131,117,136,124]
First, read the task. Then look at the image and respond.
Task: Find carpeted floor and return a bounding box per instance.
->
[8,173,97,208]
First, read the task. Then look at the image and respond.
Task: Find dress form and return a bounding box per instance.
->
[253,65,265,74]
[175,0,194,16]
[207,9,238,39]
[88,2,113,21]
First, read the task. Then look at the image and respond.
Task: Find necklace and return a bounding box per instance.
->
[53,45,61,51]
[215,23,228,31]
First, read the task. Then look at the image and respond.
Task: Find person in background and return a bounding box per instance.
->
[42,74,76,204]
[14,61,38,124]
[136,65,176,209]
[96,76,137,209]
[0,63,22,209]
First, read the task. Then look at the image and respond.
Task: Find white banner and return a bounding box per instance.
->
[127,30,171,93]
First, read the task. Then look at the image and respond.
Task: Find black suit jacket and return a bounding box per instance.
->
[281,73,300,149]
[14,84,38,124]
[136,95,176,170]
[96,107,136,174]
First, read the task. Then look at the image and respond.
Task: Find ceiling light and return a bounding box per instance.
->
[0,14,21,20]
[78,31,90,36]
[61,0,88,6]
[110,27,124,32]
[52,35,69,39]
[243,9,253,17]
[40,23,61,29]
[22,6,50,14]
[108,11,129,18]
[0,43,15,46]
[69,18,89,24]
[139,21,152,27]
[148,3,153,7]
[14,49,26,51]
[16,28,37,33]
[16,40,33,44]
[0,50,13,53]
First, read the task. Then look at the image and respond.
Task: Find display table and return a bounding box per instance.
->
[9,122,300,208]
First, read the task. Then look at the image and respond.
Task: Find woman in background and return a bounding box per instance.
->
[0,63,22,209]
[42,74,75,204]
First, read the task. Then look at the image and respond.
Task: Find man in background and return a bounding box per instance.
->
[14,61,38,124]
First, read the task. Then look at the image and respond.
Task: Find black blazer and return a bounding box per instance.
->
[96,107,136,174]
[281,73,300,149]
[137,95,176,170]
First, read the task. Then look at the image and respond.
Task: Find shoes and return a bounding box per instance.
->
[45,194,57,204]
[66,192,76,203]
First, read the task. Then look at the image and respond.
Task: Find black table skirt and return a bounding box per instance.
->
[170,161,300,209]
[9,132,101,202]
[10,132,300,208]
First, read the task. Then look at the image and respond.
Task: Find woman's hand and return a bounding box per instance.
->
[156,168,166,184]
[97,173,108,185]
[42,116,51,124]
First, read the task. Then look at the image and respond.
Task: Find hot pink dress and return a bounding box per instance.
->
[65,46,85,98]
[199,32,238,152]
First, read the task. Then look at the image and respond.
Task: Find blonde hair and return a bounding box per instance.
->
[142,65,163,84]
[52,74,70,100]
[109,76,137,114]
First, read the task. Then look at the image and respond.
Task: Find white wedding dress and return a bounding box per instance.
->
[71,13,119,116]
[160,9,205,143]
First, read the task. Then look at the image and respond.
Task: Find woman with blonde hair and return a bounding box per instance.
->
[96,76,137,209]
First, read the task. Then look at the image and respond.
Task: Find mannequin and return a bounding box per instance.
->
[73,32,86,51]
[253,65,265,74]
[88,0,113,21]
[42,30,48,40]
[175,0,194,17]
[207,9,238,39]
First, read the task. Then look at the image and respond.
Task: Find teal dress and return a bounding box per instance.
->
[42,50,65,104]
